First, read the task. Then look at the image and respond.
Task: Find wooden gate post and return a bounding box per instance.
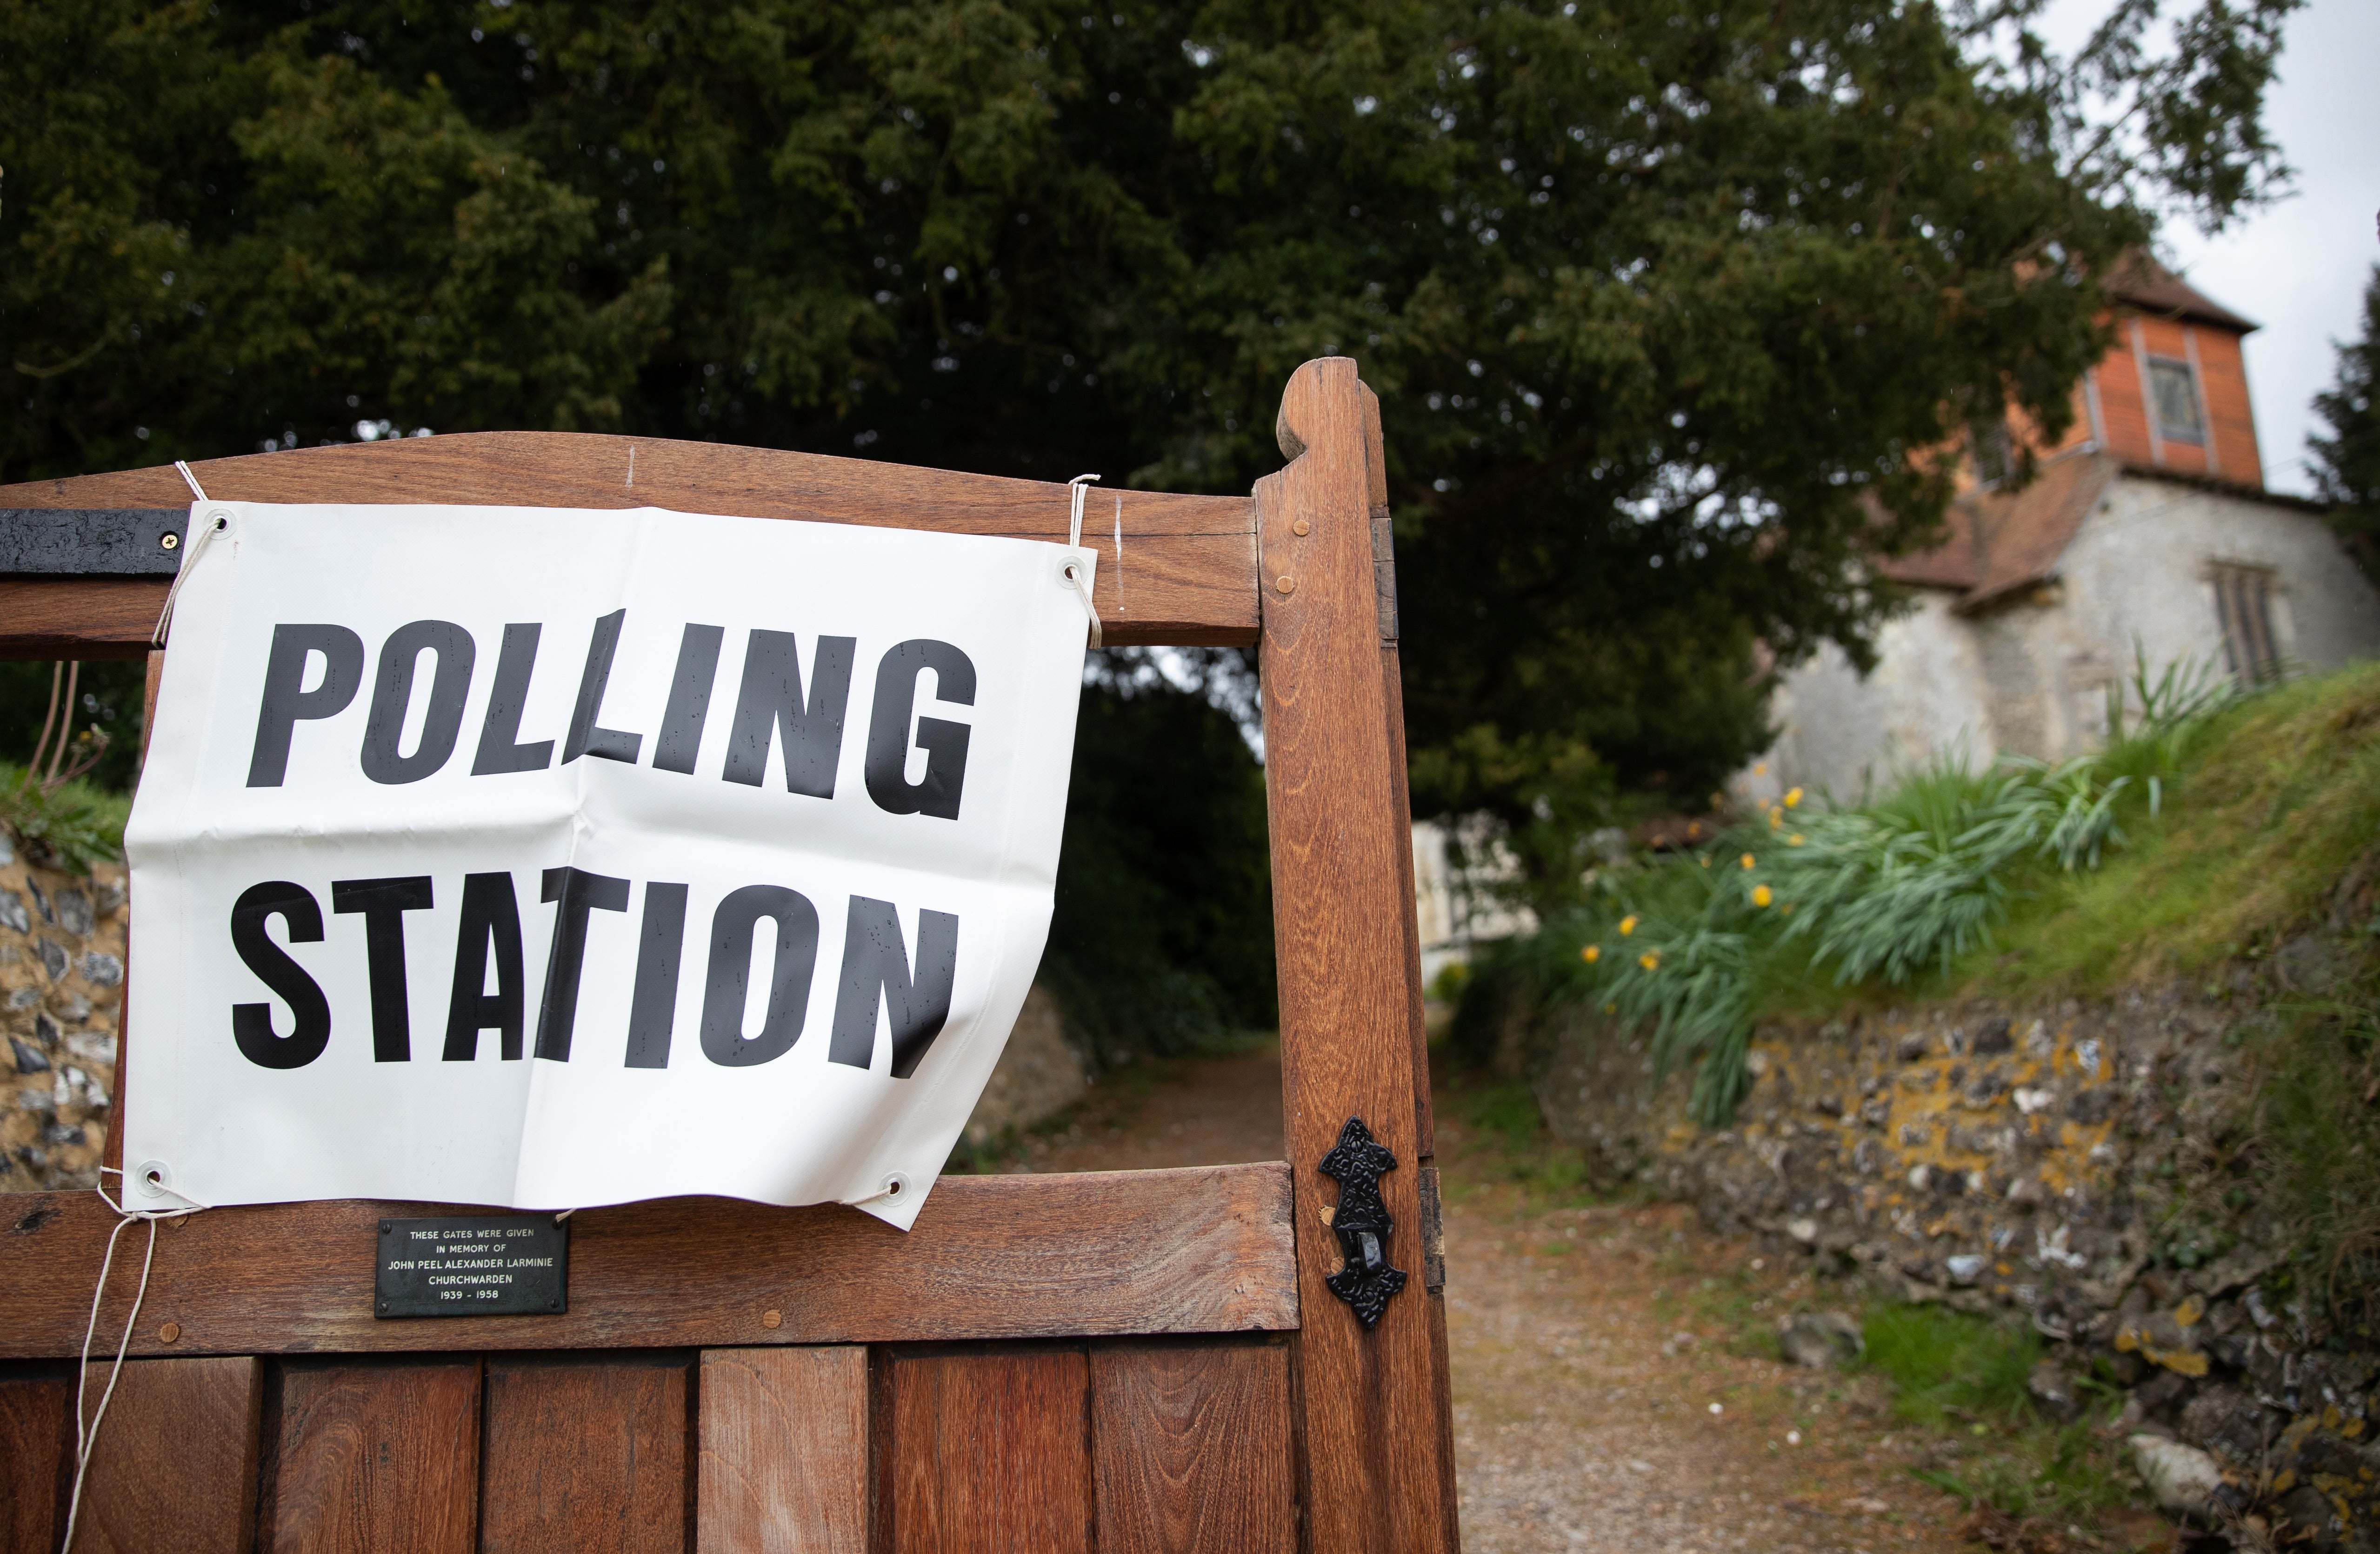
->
[1261,358,1460,1553]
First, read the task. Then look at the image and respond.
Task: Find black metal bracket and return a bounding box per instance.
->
[0,509,188,579]
[1318,1115,1407,1329]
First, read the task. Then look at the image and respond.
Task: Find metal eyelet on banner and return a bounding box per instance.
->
[132,1159,173,1200]
[882,1172,909,1202]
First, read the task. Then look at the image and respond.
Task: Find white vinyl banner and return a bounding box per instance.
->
[121,500,1094,1229]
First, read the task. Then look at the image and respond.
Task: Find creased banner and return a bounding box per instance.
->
[122,501,1092,1228]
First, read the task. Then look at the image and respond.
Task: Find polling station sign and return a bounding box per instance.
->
[120,501,1094,1228]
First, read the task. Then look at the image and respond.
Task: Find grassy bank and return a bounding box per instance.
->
[1464,659,2380,1122]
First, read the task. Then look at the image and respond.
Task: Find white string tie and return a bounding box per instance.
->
[1064,474,1103,649]
[154,463,230,648]
[62,1166,210,1552]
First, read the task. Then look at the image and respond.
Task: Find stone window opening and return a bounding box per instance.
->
[2210,563,2281,685]
[2147,356,2207,445]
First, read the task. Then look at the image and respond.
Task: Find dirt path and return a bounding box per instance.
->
[997,1046,1997,1554]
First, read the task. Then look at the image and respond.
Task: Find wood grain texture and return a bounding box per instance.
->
[0,1374,72,1554]
[1258,359,1457,1553]
[266,1359,481,1554]
[0,578,165,660]
[0,436,1256,651]
[1361,382,1433,1163]
[480,1355,688,1554]
[73,1355,263,1554]
[696,1347,867,1554]
[1090,1341,1294,1554]
[887,1349,1089,1554]
[102,651,163,1182]
[0,1164,1295,1360]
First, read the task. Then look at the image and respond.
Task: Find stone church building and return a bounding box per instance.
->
[1752,259,2380,802]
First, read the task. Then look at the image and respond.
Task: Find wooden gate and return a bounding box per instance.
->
[0,357,1458,1553]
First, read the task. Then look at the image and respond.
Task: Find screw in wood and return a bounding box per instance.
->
[1275,575,1297,595]
[160,532,180,551]
[1292,519,1311,536]
[761,1309,784,1329]
[158,1322,180,1344]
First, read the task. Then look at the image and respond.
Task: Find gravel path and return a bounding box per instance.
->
[1003,1045,1994,1553]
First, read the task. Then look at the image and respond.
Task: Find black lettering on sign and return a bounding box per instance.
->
[362,620,476,785]
[247,624,365,787]
[652,624,725,775]
[230,881,333,1069]
[700,885,819,1067]
[562,609,643,765]
[471,623,555,775]
[624,882,689,1068]
[829,897,959,1078]
[331,876,434,1062]
[444,872,526,1061]
[864,640,974,820]
[533,867,629,1062]
[723,630,855,797]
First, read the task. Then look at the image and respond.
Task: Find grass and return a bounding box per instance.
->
[1968,660,2380,996]
[1860,1305,2145,1533]
[1433,1071,1600,1208]
[1469,658,2380,1123]
[0,761,131,874]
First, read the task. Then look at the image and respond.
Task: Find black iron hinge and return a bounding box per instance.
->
[1319,1115,1409,1329]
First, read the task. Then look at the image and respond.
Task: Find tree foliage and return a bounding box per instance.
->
[1,0,2298,865]
[2310,265,2380,584]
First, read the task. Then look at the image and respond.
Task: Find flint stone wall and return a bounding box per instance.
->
[0,834,123,1192]
[1528,975,2380,1547]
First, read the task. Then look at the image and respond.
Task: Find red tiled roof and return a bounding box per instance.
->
[1877,452,2118,611]
[2109,252,2259,333]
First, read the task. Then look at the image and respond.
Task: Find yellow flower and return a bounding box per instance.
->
[1581,944,1600,964]
[1768,809,1783,828]
[1740,853,1756,870]
[1752,884,1773,908]
[1788,833,1805,847]
[1638,950,1661,971]
[1780,903,1794,915]
[1619,914,1638,936]
[1604,1002,1618,1014]
[1699,855,1712,868]
[1785,787,1804,808]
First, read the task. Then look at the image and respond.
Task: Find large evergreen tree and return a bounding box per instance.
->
[2310,265,2380,583]
[2,0,2298,851]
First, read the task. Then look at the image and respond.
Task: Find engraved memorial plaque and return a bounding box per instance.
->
[375,1214,569,1318]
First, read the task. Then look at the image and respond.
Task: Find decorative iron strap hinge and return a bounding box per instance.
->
[1319,1115,1408,1329]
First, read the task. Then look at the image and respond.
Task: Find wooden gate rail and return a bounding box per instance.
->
[0,1164,1294,1356]
[0,431,1258,658]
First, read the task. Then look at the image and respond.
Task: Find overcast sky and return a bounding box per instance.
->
[2041,0,2379,498]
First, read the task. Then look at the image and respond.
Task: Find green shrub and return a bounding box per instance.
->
[0,763,130,875]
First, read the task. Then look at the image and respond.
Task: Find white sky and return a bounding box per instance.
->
[2041,0,2380,497]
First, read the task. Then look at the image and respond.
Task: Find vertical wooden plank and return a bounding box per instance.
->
[104,650,163,1184]
[74,1354,264,1554]
[695,1347,867,1554]
[1361,382,1434,1163]
[480,1356,688,1554]
[1259,357,1459,1554]
[887,1349,1088,1554]
[0,1374,73,1554]
[267,1359,481,1554]
[1090,1341,1293,1554]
